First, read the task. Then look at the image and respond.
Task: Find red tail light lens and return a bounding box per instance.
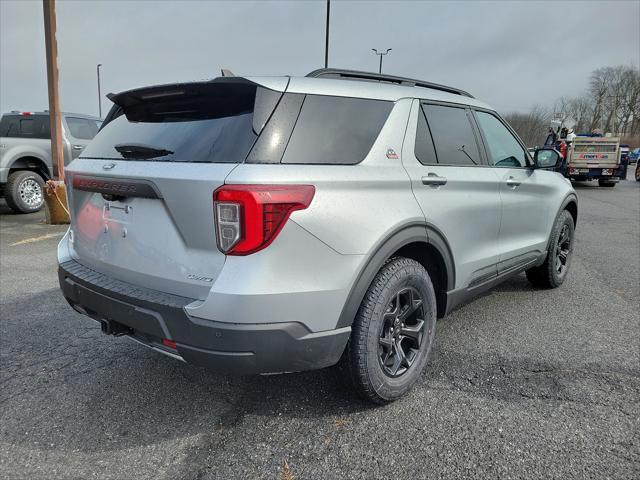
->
[213,184,315,255]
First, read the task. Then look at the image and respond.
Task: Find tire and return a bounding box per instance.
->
[343,257,437,404]
[4,171,45,213]
[526,210,574,289]
[598,179,616,187]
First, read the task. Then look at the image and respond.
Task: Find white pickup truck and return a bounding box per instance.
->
[0,111,101,213]
[563,136,623,187]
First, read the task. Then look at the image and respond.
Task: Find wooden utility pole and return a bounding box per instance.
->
[43,0,64,181]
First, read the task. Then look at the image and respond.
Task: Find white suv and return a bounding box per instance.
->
[58,69,577,403]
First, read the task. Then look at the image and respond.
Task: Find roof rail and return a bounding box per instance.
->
[306,68,474,98]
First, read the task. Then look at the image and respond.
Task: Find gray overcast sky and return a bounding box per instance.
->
[1,0,638,117]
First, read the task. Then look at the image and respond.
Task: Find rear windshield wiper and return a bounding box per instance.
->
[114,143,174,160]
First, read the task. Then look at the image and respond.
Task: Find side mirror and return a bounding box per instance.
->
[534,148,562,169]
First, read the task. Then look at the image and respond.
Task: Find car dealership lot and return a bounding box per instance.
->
[1,175,638,480]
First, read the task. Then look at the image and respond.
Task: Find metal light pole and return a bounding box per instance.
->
[96,63,102,118]
[324,0,330,68]
[372,48,392,74]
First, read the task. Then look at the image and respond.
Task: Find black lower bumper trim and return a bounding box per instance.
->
[58,260,349,375]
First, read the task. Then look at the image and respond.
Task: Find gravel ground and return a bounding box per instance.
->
[1,172,638,480]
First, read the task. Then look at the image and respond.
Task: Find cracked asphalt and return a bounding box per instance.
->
[1,172,639,480]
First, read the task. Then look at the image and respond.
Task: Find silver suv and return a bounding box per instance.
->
[57,69,577,403]
[0,111,101,213]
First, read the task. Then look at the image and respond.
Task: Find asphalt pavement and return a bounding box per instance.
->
[1,172,639,480]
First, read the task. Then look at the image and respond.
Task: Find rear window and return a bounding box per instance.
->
[81,81,279,163]
[0,114,50,139]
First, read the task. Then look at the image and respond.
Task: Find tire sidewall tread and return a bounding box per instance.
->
[345,256,437,404]
[526,210,574,289]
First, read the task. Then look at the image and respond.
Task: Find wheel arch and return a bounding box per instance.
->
[8,156,52,180]
[542,193,578,255]
[563,196,578,228]
[336,223,455,328]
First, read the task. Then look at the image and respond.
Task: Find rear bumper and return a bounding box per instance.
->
[58,260,350,374]
[566,166,623,180]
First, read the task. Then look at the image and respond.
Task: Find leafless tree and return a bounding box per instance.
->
[504,105,551,147]
[505,65,640,146]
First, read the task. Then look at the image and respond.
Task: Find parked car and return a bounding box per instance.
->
[57,69,578,403]
[629,147,640,164]
[0,111,101,213]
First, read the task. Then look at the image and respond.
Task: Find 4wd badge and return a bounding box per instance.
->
[386,148,399,159]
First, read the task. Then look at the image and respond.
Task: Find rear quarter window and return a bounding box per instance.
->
[281,95,392,165]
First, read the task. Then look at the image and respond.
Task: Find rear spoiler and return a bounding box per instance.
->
[104,77,259,124]
[106,77,255,109]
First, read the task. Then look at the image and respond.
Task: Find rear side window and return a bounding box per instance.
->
[281,95,392,165]
[66,117,100,140]
[423,104,481,166]
[82,82,278,163]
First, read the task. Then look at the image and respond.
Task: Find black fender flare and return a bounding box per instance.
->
[540,193,578,260]
[559,193,578,227]
[335,223,455,329]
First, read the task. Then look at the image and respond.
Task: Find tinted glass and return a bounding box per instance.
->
[423,104,481,166]
[33,115,51,139]
[281,95,392,165]
[82,83,273,163]
[246,93,305,164]
[2,114,57,139]
[66,117,100,140]
[19,119,34,135]
[0,115,19,137]
[475,111,527,168]
[414,106,438,165]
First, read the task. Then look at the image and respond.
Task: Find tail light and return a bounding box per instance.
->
[213,184,315,255]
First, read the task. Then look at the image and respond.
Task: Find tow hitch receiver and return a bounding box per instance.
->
[100,319,133,336]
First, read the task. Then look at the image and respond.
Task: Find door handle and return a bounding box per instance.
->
[506,176,521,187]
[422,173,447,186]
[72,145,84,150]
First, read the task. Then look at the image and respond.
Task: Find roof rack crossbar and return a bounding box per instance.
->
[306,68,474,98]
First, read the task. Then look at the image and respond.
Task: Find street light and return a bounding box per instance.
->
[324,0,330,68]
[96,63,102,119]
[372,48,391,74]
